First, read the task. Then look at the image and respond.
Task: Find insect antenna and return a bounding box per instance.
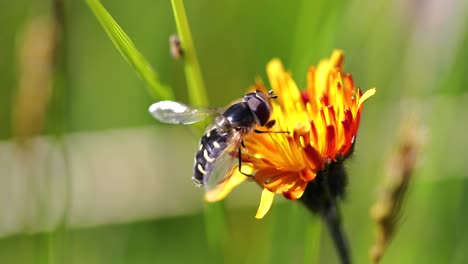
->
[267,89,278,99]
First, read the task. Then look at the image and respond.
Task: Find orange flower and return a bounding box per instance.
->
[205,50,376,219]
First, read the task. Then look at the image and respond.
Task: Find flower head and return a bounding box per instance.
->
[206,50,375,218]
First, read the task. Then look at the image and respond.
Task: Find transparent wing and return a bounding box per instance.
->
[148,100,220,125]
[204,130,247,192]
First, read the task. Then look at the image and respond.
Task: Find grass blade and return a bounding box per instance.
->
[86,0,174,101]
[170,0,223,259]
[171,0,208,107]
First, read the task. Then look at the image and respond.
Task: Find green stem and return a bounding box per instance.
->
[171,0,208,107]
[170,1,224,259]
[322,204,351,264]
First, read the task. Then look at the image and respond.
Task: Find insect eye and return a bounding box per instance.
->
[247,97,271,126]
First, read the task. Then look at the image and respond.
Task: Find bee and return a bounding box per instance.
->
[149,90,284,190]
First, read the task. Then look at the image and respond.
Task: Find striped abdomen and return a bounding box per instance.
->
[192,127,231,186]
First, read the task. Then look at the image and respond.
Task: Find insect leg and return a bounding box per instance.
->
[238,146,254,177]
[241,140,252,158]
[254,129,289,134]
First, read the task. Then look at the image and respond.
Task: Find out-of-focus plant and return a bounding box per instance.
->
[370,118,426,263]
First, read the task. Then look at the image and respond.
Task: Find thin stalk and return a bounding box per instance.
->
[300,162,351,264]
[321,203,351,264]
[170,0,224,259]
[170,0,208,107]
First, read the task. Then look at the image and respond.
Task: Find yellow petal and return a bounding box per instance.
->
[266,58,284,81]
[358,88,376,108]
[330,49,344,69]
[204,167,249,202]
[255,189,275,219]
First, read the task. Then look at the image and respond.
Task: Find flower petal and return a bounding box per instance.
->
[255,188,276,219]
[358,88,376,108]
[283,179,308,200]
[299,169,316,182]
[204,168,249,202]
[330,50,344,69]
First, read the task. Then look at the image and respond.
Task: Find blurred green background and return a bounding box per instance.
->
[1,0,468,263]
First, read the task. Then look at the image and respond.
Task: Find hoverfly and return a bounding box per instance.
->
[149,90,284,191]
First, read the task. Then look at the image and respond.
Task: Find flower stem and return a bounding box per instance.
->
[321,203,351,264]
[300,161,351,264]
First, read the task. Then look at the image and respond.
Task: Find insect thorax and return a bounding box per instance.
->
[221,102,256,129]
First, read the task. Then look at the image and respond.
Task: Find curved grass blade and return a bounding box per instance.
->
[86,0,174,101]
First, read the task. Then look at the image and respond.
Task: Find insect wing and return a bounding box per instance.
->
[204,131,246,192]
[149,100,219,125]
